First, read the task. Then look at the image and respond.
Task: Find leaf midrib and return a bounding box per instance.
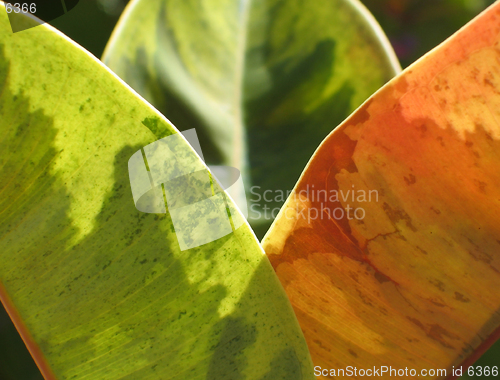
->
[231,0,251,177]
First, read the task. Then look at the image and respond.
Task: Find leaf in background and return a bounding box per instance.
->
[0,6,314,380]
[102,0,401,237]
[263,2,500,378]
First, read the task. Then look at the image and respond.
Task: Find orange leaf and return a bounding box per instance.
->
[263,3,500,379]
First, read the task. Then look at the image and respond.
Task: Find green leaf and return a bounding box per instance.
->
[0,6,314,380]
[102,0,401,237]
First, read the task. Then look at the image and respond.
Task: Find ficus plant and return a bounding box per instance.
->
[0,1,499,380]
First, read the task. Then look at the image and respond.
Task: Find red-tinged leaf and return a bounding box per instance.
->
[263,3,500,379]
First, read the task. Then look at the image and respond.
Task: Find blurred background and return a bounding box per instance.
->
[1,0,499,378]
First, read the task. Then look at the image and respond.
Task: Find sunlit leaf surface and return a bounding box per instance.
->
[263,3,500,379]
[0,6,314,379]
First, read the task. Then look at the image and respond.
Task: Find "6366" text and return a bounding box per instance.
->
[5,3,36,14]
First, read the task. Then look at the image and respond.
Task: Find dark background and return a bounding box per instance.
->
[1,0,499,378]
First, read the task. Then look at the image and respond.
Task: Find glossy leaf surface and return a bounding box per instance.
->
[263,3,500,378]
[102,0,400,236]
[0,6,314,380]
